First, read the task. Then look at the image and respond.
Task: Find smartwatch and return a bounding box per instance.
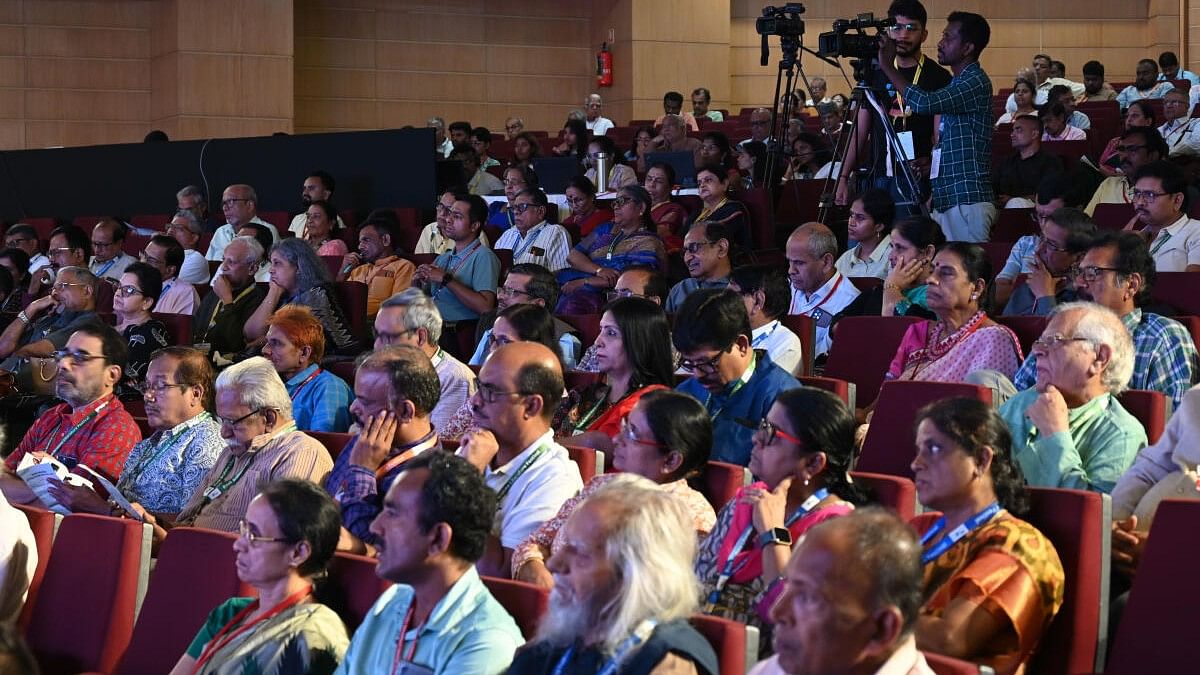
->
[758,527,792,549]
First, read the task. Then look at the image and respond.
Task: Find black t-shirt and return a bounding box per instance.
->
[865,56,953,170]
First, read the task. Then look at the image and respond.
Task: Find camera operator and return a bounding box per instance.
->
[877,10,995,242]
[836,0,951,216]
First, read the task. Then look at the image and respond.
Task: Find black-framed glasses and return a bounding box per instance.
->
[1071,265,1127,283]
[606,288,650,301]
[52,281,88,291]
[238,520,297,546]
[114,285,144,298]
[679,343,734,373]
[512,203,542,214]
[1037,236,1066,253]
[222,198,251,207]
[473,377,529,404]
[682,241,718,255]
[1131,190,1173,203]
[1032,334,1093,351]
[141,380,189,397]
[375,328,416,344]
[51,350,108,366]
[498,285,534,298]
[91,240,117,249]
[738,417,803,445]
[216,408,268,428]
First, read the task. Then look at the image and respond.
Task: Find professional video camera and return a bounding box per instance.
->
[756,3,806,38]
[817,13,894,60]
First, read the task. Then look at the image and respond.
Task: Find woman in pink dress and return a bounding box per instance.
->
[302,199,348,257]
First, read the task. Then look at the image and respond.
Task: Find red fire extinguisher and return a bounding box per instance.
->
[597,42,613,87]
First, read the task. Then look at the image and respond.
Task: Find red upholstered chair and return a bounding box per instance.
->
[923,651,986,675]
[257,210,290,231]
[991,208,1037,242]
[122,232,154,257]
[1092,203,1136,231]
[564,370,604,393]
[849,471,916,520]
[12,504,57,630]
[994,315,1048,357]
[1116,389,1169,444]
[738,187,774,251]
[130,214,170,231]
[482,576,550,640]
[799,375,856,409]
[25,513,147,674]
[699,461,749,511]
[323,552,393,632]
[857,381,993,478]
[151,312,193,346]
[774,178,823,227]
[558,313,601,350]
[822,316,924,407]
[320,254,343,279]
[309,431,355,460]
[114,527,251,675]
[848,276,883,293]
[690,614,749,675]
[980,241,1014,280]
[495,247,513,282]
[778,313,815,376]
[1152,272,1200,314]
[333,280,368,339]
[96,278,115,313]
[1023,487,1109,675]
[559,443,603,482]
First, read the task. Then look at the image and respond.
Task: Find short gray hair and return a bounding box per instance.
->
[380,288,443,342]
[586,93,602,105]
[1052,301,1135,394]
[228,235,264,264]
[59,265,98,293]
[176,185,206,210]
[793,222,838,259]
[172,209,203,234]
[226,183,258,203]
[215,356,293,419]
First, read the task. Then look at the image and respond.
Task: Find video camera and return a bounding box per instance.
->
[756,3,806,38]
[817,13,895,60]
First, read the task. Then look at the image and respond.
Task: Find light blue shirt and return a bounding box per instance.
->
[334,567,523,675]
[287,364,353,433]
[470,327,580,370]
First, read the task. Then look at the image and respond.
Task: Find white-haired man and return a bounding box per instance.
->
[506,474,720,674]
[584,93,613,136]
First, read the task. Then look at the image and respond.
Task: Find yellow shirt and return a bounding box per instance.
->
[348,255,416,315]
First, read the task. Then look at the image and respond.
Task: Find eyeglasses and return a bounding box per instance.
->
[5,236,31,245]
[682,241,718,255]
[1130,190,1173,202]
[565,196,588,206]
[1032,334,1093,351]
[114,285,143,297]
[216,408,268,428]
[618,416,670,449]
[612,196,635,207]
[141,380,189,397]
[49,247,76,256]
[1071,264,1127,283]
[1116,144,1148,153]
[679,344,734,374]
[140,251,163,266]
[888,21,921,33]
[91,240,117,249]
[238,520,296,546]
[473,377,529,404]
[51,350,107,366]
[512,203,542,214]
[739,417,804,445]
[52,281,88,291]
[222,198,251,207]
[1037,236,1066,253]
[606,288,650,301]
[502,179,526,187]
[498,285,534,298]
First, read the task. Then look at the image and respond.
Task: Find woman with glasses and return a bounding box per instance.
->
[486,165,537,230]
[1098,99,1157,177]
[512,389,717,589]
[644,162,689,251]
[583,135,637,192]
[695,387,865,635]
[994,78,1038,126]
[834,187,895,280]
[114,262,171,396]
[556,185,667,314]
[625,125,656,175]
[509,131,541,171]
[560,175,612,238]
[301,199,347,257]
[692,164,751,249]
[168,479,349,675]
[909,398,1063,673]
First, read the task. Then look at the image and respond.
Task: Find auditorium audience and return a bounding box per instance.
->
[781,132,833,181]
[509,131,541,170]
[169,480,349,675]
[0,248,29,314]
[834,188,894,280]
[910,398,1064,672]
[1039,102,1086,142]
[206,183,278,262]
[28,225,89,298]
[141,234,200,314]
[1116,58,1175,109]
[470,126,501,169]
[644,162,689,250]
[557,185,667,314]
[193,236,268,358]
[506,474,719,674]
[514,390,715,588]
[697,387,862,636]
[288,170,341,237]
[1089,126,1167,216]
[325,346,440,553]
[560,175,612,237]
[301,199,348,257]
[88,218,136,282]
[729,264,804,376]
[493,188,572,272]
[457,342,584,577]
[471,264,581,370]
[994,77,1037,126]
[694,164,750,248]
[263,305,352,433]
[458,146,504,196]
[551,117,590,162]
[167,209,213,284]
[1126,161,1200,271]
[666,221,733,312]
[626,125,656,174]
[698,131,736,179]
[112,263,171,392]
[0,265,104,392]
[675,288,799,465]
[1079,59,1118,103]
[836,215,945,322]
[994,114,1064,207]
[337,453,522,674]
[428,188,490,253]
[575,266,673,372]
[374,288,475,433]
[337,215,415,317]
[1002,207,1097,316]
[1157,88,1200,157]
[692,86,722,121]
[786,222,862,357]
[651,114,702,167]
[583,135,637,191]
[4,223,48,274]
[993,178,1071,308]
[414,192,500,340]
[429,117,452,157]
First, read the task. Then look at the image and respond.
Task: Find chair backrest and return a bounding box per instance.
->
[823,316,925,407]
[12,504,57,630]
[308,431,355,460]
[117,527,251,675]
[1116,389,1168,444]
[320,254,343,279]
[777,313,815,376]
[774,179,823,227]
[798,375,856,409]
[564,370,604,393]
[322,552,393,633]
[257,210,290,231]
[739,187,774,250]
[26,513,146,674]
[1106,498,1200,673]
[994,315,1048,357]
[333,280,369,338]
[481,575,549,640]
[557,313,601,350]
[151,312,193,346]
[980,241,1014,281]
[689,614,747,675]
[991,208,1037,242]
[857,381,994,478]
[1152,272,1200,315]
[847,276,883,293]
[96,277,115,312]
[699,461,749,511]
[849,471,916,520]
[1092,203,1136,231]
[560,442,603,482]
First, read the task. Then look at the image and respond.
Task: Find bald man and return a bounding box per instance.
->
[457,342,583,578]
[785,223,861,356]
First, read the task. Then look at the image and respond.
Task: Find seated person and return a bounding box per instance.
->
[133,357,334,539]
[514,390,716,588]
[0,498,37,625]
[0,247,31,312]
[301,199,349,257]
[206,183,278,262]
[666,221,733,313]
[697,387,862,633]
[0,265,104,370]
[471,126,502,168]
[833,215,947,323]
[456,342,584,577]
[1085,126,1168,216]
[1049,82,1090,129]
[691,165,751,249]
[561,175,613,238]
[910,398,1065,673]
[27,224,89,300]
[575,266,671,372]
[729,264,804,376]
[557,185,667,315]
[506,474,719,674]
[1116,58,1176,110]
[781,132,833,181]
[644,162,689,250]
[995,77,1038,126]
[785,223,863,357]
[471,264,581,370]
[193,236,269,358]
[583,135,638,191]
[692,87,722,121]
[888,243,1024,383]
[140,234,200,314]
[167,209,213,284]
[338,453,523,674]
[336,215,415,317]
[457,146,504,196]
[834,188,894,280]
[49,346,224,516]
[994,174,1072,308]
[555,297,676,449]
[0,323,142,503]
[508,130,540,170]
[493,188,572,272]
[1156,87,1200,157]
[1012,231,1199,409]
[112,263,171,393]
[650,113,702,168]
[551,118,589,162]
[245,237,361,355]
[1125,160,1200,272]
[263,305,353,433]
[1003,207,1096,316]
[324,345,440,553]
[675,288,800,465]
[994,114,1064,208]
[4,223,48,275]
[487,167,535,231]
[1097,99,1155,178]
[171,480,349,674]
[626,125,656,174]
[655,90,701,130]
[88,217,137,282]
[998,302,1146,492]
[233,222,274,283]
[1039,101,1086,141]
[757,508,932,675]
[698,131,739,188]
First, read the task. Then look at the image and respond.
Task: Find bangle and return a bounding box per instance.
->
[16,311,28,325]
[883,283,903,295]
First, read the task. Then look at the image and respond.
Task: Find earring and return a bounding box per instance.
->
[803,477,810,487]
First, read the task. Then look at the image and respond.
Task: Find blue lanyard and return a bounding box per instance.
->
[705,488,829,609]
[512,224,545,260]
[95,257,118,278]
[919,501,1001,564]
[552,619,659,675]
[751,322,778,348]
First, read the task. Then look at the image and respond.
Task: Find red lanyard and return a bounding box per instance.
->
[289,367,323,400]
[811,274,845,311]
[390,602,425,675]
[374,434,439,479]
[192,586,312,674]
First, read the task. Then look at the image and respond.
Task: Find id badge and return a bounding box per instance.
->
[896,131,915,162]
[396,662,435,675]
[530,246,545,257]
[929,148,942,179]
[203,486,223,501]
[810,308,834,329]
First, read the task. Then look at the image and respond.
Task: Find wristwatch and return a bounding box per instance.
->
[758,527,792,549]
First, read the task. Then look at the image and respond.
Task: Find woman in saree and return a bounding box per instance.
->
[560,175,612,238]
[644,161,689,251]
[910,398,1065,674]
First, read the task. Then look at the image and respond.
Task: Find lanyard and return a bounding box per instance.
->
[495,444,548,504]
[893,54,925,123]
[375,432,439,480]
[191,586,312,674]
[751,321,779,348]
[433,240,482,296]
[552,619,659,675]
[95,257,118,278]
[123,412,210,487]
[512,224,546,260]
[161,280,174,297]
[47,399,109,460]
[919,501,1001,564]
[705,488,829,610]
[704,354,755,421]
[807,274,845,313]
[605,228,633,260]
[201,449,259,505]
[288,367,322,400]
[430,348,445,369]
[208,282,258,332]
[1150,230,1173,256]
[389,601,425,675]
